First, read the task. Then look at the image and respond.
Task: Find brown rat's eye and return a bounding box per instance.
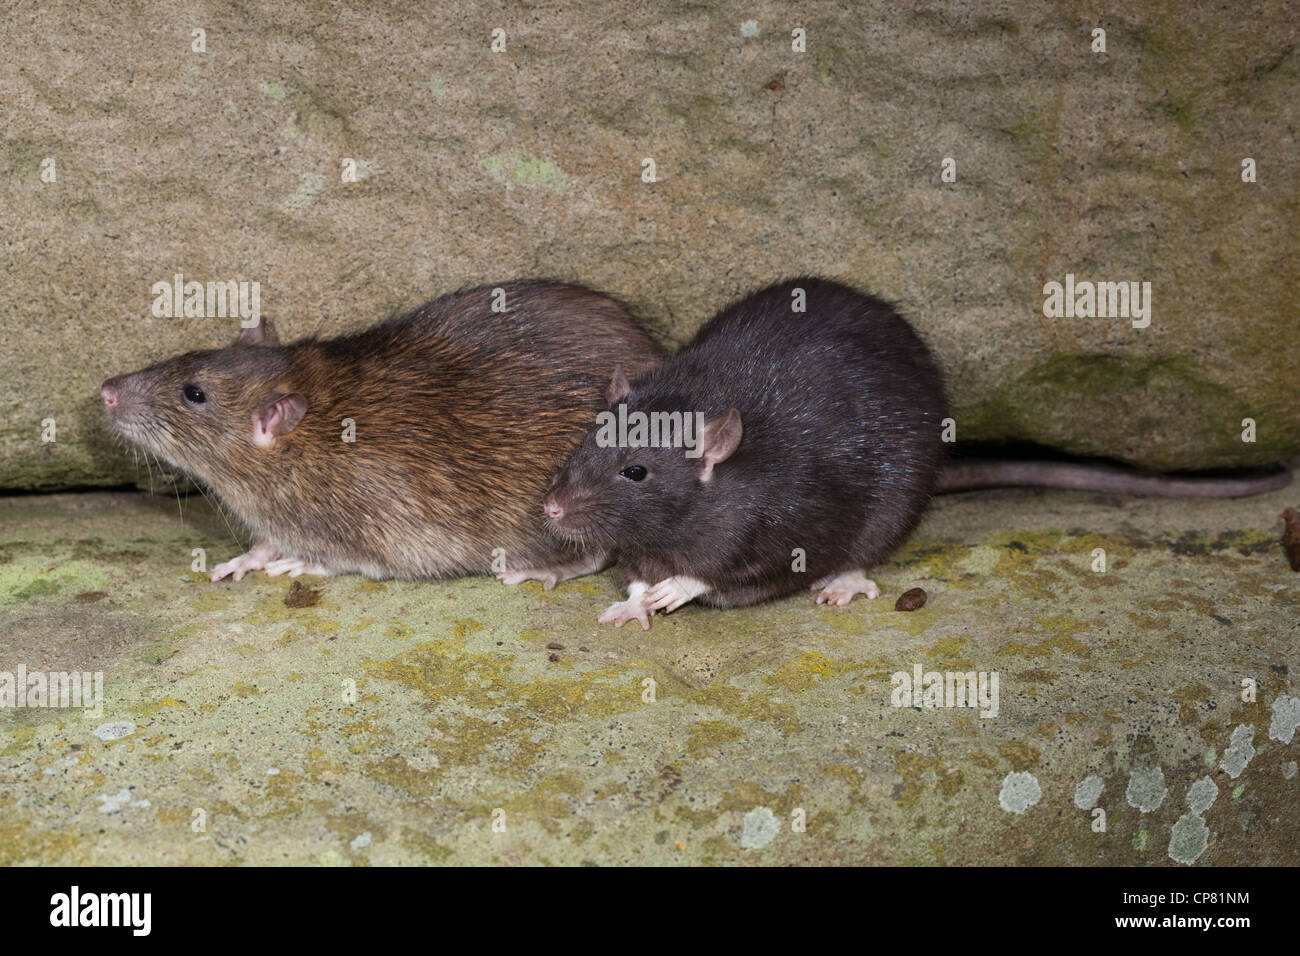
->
[181,384,206,405]
[619,465,647,482]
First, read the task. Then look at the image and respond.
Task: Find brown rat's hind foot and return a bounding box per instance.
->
[812,570,880,606]
[497,551,610,590]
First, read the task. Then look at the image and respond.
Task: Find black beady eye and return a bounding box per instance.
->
[182,384,206,405]
[620,465,647,482]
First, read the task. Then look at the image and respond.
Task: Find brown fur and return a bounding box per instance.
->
[102,281,663,579]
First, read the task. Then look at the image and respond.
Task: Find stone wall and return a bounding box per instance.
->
[2,0,1297,488]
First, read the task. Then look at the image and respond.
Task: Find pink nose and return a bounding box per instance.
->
[101,384,118,407]
[544,500,564,521]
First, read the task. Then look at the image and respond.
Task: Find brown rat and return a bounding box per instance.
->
[102,280,663,582]
[543,277,1293,629]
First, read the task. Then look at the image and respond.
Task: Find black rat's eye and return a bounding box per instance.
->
[619,465,647,482]
[181,384,206,405]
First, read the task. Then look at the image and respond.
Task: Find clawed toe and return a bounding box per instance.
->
[265,558,330,578]
[497,569,559,590]
[598,600,653,630]
[644,575,710,614]
[814,570,879,606]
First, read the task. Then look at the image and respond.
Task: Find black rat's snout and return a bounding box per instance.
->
[543,475,604,538]
[543,485,582,526]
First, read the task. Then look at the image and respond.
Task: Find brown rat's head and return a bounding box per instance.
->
[101,319,307,489]
[542,368,743,552]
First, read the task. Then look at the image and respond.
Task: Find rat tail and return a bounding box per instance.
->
[936,459,1293,499]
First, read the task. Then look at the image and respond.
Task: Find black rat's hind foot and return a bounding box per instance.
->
[812,569,880,606]
[497,551,610,590]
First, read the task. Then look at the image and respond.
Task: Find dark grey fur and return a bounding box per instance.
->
[546,277,948,607]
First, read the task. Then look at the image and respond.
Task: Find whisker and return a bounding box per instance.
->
[193,480,243,548]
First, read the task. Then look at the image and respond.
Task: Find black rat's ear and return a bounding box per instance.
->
[698,408,742,482]
[606,366,632,405]
[236,316,278,347]
[251,392,306,447]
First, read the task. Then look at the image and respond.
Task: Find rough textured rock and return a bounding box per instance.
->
[2,486,1297,864]
[2,1,1297,489]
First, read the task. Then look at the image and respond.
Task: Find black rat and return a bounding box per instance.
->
[540,277,1292,629]
[102,280,663,582]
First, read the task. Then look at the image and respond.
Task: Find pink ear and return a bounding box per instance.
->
[251,392,307,446]
[236,317,278,347]
[699,408,742,482]
[606,366,632,404]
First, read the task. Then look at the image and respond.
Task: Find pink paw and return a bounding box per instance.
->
[813,570,879,607]
[497,568,559,590]
[265,558,331,578]
[644,575,710,614]
[598,599,653,630]
[209,544,275,582]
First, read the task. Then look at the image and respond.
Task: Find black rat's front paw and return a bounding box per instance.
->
[644,575,710,614]
[598,598,654,630]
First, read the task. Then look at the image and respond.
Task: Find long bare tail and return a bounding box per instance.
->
[936,459,1293,499]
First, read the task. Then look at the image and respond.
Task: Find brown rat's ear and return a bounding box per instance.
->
[251,392,306,447]
[698,408,742,482]
[236,316,278,347]
[606,366,632,405]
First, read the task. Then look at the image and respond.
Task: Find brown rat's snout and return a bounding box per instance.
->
[101,374,140,419]
[543,497,565,522]
[101,376,122,409]
[100,370,163,447]
[100,371,158,454]
[101,373,150,423]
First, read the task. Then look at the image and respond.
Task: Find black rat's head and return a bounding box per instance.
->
[101,318,308,491]
[543,368,744,553]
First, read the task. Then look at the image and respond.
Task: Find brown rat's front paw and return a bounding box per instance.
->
[209,541,279,582]
[265,557,333,578]
[598,599,654,631]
